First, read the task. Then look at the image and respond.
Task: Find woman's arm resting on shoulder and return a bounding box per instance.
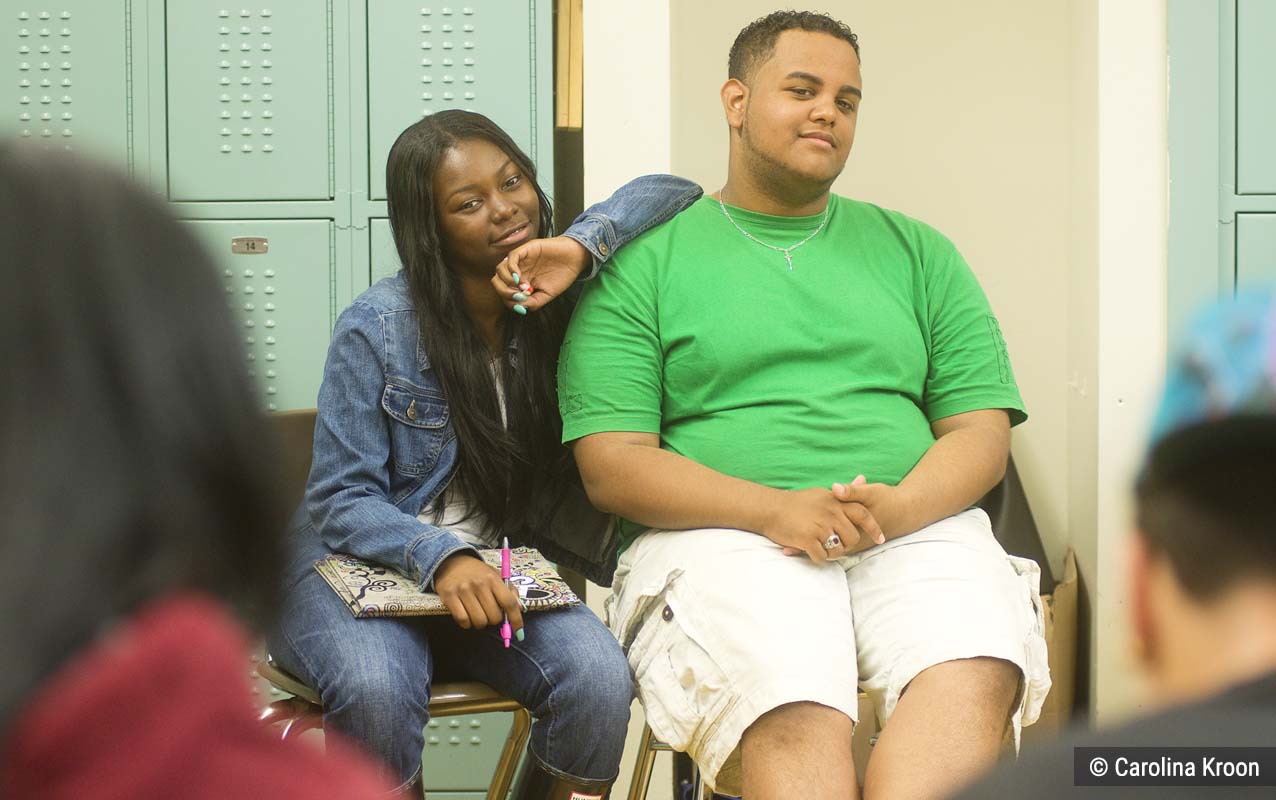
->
[490,236,591,312]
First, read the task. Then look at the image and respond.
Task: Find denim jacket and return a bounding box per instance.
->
[295,174,702,589]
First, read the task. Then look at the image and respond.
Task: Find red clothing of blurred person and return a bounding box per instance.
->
[1,594,395,800]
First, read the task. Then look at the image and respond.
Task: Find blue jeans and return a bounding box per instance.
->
[268,542,633,787]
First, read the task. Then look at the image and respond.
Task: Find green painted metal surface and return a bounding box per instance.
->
[1170,0,1276,334]
[1168,0,1224,338]
[365,1,550,202]
[4,1,132,164]
[1236,0,1276,195]
[166,2,334,201]
[422,713,516,792]
[186,219,338,411]
[4,0,552,420]
[1236,214,1276,289]
[370,217,400,283]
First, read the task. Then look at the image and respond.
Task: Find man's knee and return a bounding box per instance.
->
[933,657,1018,693]
[907,656,1021,723]
[745,701,854,749]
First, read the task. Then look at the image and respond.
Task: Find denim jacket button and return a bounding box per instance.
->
[598,242,610,255]
[407,399,418,420]
[661,604,673,621]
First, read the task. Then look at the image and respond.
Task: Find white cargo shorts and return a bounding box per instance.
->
[605,508,1051,795]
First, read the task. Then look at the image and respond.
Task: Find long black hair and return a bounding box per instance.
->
[386,110,572,535]
[0,146,287,732]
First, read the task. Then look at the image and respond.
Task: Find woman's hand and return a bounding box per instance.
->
[433,552,525,635]
[491,236,592,314]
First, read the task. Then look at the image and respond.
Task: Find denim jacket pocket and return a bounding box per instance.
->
[381,380,449,477]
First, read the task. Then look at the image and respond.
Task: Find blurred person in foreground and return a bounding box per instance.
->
[956,290,1276,799]
[0,146,392,800]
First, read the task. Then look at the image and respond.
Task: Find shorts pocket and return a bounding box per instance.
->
[1008,554,1052,728]
[608,563,683,652]
[629,587,732,754]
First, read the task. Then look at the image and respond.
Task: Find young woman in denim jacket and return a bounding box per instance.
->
[269,110,701,799]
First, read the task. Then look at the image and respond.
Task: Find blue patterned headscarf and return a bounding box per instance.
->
[1143,290,1276,478]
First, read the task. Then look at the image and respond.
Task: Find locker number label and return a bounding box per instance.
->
[231,236,270,255]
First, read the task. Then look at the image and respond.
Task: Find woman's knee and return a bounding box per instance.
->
[551,634,633,725]
[531,637,631,778]
[327,657,430,712]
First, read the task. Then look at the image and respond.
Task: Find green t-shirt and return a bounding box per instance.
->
[558,194,1026,547]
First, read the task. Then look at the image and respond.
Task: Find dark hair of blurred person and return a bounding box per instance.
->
[0,145,391,800]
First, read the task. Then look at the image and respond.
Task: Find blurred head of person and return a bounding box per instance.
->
[0,145,287,735]
[1130,290,1276,703]
[384,110,571,536]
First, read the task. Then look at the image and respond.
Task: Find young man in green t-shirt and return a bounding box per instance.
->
[558,11,1048,800]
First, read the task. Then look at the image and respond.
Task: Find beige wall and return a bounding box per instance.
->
[1089,0,1168,722]
[582,6,674,795]
[1068,0,1102,717]
[671,1,1074,580]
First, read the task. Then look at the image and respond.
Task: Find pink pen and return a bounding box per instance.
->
[500,536,512,648]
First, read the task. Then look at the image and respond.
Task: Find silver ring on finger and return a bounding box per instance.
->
[822,533,842,550]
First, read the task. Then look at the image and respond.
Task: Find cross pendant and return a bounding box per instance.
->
[783,250,794,270]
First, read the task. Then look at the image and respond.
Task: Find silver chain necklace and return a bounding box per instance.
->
[717,191,831,271]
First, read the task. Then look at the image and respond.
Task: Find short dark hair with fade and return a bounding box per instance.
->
[1134,420,1276,601]
[728,10,860,84]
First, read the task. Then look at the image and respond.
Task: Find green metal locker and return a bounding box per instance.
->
[6,0,554,412]
[166,3,333,201]
[1236,215,1276,290]
[1236,0,1276,195]
[1169,0,1276,333]
[423,715,517,793]
[187,219,337,412]
[364,1,550,201]
[370,217,399,283]
[5,1,132,164]
[354,0,555,293]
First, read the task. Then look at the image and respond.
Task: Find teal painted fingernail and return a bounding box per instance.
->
[515,628,525,642]
[511,272,520,283]
[513,304,527,316]
[512,292,529,302]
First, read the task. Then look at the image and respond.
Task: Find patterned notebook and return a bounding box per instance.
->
[314,547,581,619]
